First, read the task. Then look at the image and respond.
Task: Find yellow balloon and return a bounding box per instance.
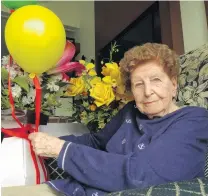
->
[5,5,66,74]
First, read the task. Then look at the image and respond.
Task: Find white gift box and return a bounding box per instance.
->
[1,121,89,187]
[1,120,46,187]
[1,137,46,187]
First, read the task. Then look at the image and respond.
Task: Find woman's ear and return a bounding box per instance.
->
[171,77,178,97]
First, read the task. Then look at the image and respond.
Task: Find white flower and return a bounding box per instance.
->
[22,88,35,106]
[9,67,18,79]
[44,93,49,99]
[28,89,36,101]
[11,84,22,98]
[22,96,31,106]
[2,56,9,66]
[51,74,62,82]
[47,81,59,92]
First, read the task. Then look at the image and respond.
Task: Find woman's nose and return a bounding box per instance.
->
[144,83,153,97]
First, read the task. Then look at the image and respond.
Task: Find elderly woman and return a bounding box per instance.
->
[3,43,208,196]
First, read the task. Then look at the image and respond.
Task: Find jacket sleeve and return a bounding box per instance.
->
[57,115,208,192]
[59,102,132,150]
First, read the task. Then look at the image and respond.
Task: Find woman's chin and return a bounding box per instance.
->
[142,108,164,118]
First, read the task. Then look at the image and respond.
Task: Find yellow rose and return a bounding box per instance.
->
[102,76,117,87]
[101,62,124,89]
[88,69,97,76]
[90,76,101,86]
[102,76,112,84]
[86,63,95,70]
[79,60,86,65]
[86,63,97,76]
[65,77,85,96]
[90,82,115,107]
[102,62,119,79]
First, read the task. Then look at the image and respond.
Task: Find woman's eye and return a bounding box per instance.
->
[135,83,143,87]
[152,78,161,82]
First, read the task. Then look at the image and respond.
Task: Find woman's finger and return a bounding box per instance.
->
[28,132,36,140]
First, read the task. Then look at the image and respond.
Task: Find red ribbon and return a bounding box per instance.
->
[1,55,48,184]
[33,75,48,183]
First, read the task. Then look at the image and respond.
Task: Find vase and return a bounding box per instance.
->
[1,108,26,122]
[26,110,49,125]
[1,109,26,142]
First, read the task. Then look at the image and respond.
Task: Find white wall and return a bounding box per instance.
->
[76,1,95,60]
[42,1,81,28]
[43,1,95,60]
[180,1,208,52]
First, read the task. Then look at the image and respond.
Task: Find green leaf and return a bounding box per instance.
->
[189,101,198,107]
[182,61,198,73]
[13,76,29,92]
[196,96,206,107]
[176,101,185,107]
[199,64,208,78]
[183,90,192,102]
[184,86,195,92]
[199,91,208,98]
[83,101,89,108]
[57,82,68,88]
[178,91,183,102]
[3,89,9,95]
[187,69,198,83]
[1,96,10,109]
[192,81,197,88]
[196,81,208,94]
[1,67,8,81]
[178,74,186,88]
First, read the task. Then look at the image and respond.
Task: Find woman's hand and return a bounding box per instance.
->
[28,132,65,158]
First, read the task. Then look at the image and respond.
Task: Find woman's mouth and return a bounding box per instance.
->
[144,101,156,104]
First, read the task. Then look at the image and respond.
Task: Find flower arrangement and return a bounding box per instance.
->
[1,55,69,116]
[64,42,133,131]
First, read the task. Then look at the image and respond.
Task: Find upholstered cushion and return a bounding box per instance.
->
[176,44,208,178]
[107,178,208,196]
[177,44,208,109]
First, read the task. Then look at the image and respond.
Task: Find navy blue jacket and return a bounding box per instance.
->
[46,102,208,196]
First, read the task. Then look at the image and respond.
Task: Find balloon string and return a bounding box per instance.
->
[33,76,41,132]
[33,76,48,181]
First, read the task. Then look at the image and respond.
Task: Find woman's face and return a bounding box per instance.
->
[130,61,177,118]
